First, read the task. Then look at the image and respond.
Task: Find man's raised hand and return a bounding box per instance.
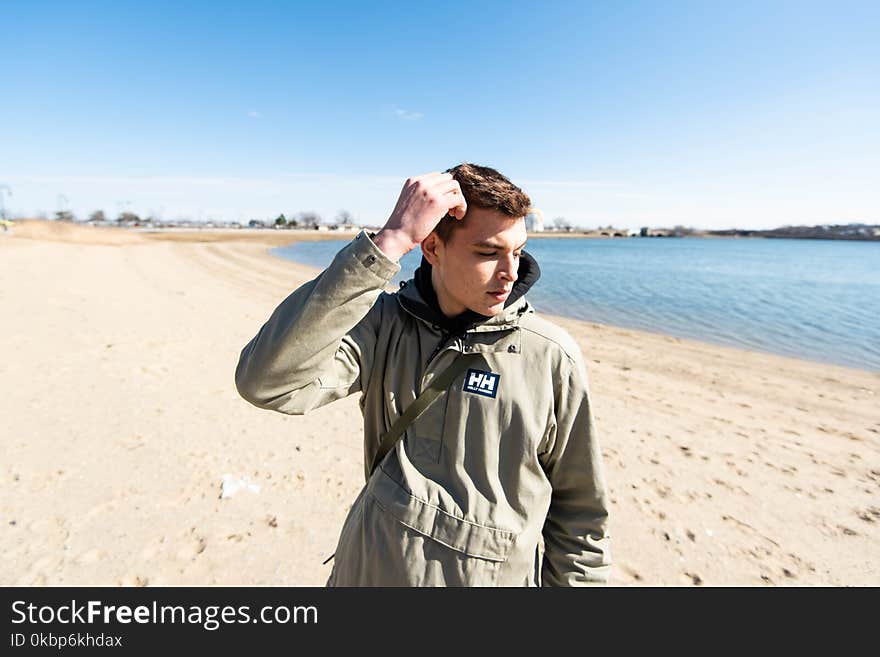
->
[373,172,467,261]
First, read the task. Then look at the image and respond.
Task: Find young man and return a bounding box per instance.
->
[235,164,611,586]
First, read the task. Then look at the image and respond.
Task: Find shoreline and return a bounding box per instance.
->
[15,219,875,375]
[267,230,879,376]
[2,220,878,586]
[10,218,880,242]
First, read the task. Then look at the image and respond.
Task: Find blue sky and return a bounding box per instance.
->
[1,0,877,229]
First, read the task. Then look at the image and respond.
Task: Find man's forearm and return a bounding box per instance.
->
[541,509,612,586]
[539,353,612,585]
[235,230,399,410]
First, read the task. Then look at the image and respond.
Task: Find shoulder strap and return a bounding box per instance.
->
[369,353,476,476]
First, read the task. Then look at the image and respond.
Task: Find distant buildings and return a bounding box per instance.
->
[28,210,878,242]
[525,208,545,232]
[706,224,880,240]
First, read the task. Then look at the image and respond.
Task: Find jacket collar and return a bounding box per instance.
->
[396,250,540,334]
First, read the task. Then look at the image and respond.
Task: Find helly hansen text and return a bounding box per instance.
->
[463,369,500,398]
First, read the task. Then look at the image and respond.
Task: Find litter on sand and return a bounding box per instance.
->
[220,474,261,499]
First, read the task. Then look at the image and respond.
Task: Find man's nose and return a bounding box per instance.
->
[498,253,519,283]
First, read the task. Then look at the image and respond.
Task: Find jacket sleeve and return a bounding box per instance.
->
[539,350,612,586]
[235,230,400,415]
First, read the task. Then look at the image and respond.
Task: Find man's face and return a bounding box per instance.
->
[422,207,528,317]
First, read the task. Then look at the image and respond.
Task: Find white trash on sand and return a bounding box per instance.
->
[220,474,261,499]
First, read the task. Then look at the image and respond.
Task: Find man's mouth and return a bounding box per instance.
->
[487,289,512,301]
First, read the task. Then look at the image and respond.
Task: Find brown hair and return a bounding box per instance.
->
[433,163,531,243]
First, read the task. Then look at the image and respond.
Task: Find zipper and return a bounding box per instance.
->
[426,330,451,365]
[422,330,468,391]
[426,329,469,369]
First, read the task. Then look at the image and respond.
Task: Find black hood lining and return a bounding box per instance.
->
[402,250,541,334]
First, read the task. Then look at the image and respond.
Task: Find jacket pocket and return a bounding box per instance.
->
[370,467,516,564]
[330,469,517,586]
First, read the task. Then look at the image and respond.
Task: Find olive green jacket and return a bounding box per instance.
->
[235,231,611,586]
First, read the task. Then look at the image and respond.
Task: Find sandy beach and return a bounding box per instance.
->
[2,220,878,586]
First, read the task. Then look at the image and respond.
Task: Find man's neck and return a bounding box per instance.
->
[430,267,466,318]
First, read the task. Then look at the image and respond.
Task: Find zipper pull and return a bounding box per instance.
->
[427,331,450,363]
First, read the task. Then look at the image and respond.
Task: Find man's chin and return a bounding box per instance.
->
[475,301,506,316]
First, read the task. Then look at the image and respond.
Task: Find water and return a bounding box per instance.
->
[271,236,880,372]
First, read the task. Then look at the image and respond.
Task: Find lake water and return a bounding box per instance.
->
[271,236,880,372]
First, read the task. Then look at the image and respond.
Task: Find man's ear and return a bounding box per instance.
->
[421,231,443,267]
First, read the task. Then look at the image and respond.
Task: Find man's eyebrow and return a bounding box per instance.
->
[473,240,528,250]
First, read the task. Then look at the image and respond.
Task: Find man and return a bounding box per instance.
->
[235,163,611,586]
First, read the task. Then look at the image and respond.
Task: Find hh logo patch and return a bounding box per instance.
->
[463,369,500,398]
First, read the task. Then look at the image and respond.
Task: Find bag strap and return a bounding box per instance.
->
[369,352,476,476]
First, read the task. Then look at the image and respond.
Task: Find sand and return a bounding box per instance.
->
[2,220,878,586]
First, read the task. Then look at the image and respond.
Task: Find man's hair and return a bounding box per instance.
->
[433,163,531,244]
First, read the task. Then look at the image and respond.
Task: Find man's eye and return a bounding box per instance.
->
[478,252,496,257]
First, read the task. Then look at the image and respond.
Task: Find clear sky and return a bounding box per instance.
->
[2,0,878,229]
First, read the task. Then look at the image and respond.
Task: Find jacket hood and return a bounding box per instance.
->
[397,250,541,334]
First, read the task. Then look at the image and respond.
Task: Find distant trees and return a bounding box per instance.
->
[272,213,303,229]
[336,209,354,224]
[54,210,75,221]
[297,211,322,227]
[89,210,107,222]
[243,211,335,229]
[553,217,572,230]
[0,184,12,219]
[116,212,141,224]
